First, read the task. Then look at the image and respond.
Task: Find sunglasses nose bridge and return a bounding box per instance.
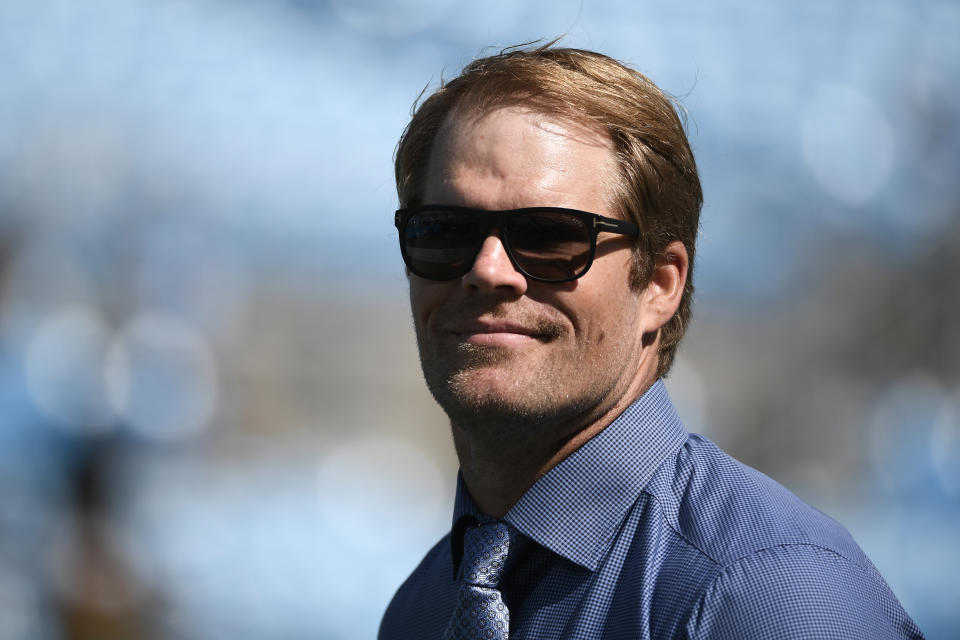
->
[473,210,505,237]
[462,229,529,293]
[477,211,527,272]
[468,210,508,257]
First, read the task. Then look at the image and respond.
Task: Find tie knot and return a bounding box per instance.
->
[461,521,514,588]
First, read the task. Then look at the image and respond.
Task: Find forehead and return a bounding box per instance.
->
[424,105,617,212]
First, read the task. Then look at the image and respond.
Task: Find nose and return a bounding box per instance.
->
[461,232,528,295]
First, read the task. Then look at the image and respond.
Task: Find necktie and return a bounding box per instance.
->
[444,520,516,640]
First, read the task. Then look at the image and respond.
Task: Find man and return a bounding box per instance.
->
[380,44,923,639]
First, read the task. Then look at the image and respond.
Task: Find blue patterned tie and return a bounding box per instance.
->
[444,520,515,640]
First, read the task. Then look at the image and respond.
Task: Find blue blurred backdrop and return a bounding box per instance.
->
[1,0,958,638]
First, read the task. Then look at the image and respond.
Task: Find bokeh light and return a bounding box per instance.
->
[930,387,960,495]
[24,306,115,433]
[105,313,219,442]
[869,374,947,494]
[801,83,895,210]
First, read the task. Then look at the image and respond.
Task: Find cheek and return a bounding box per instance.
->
[409,280,450,329]
[554,272,631,333]
[569,289,642,351]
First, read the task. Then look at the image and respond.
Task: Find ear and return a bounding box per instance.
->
[639,241,688,334]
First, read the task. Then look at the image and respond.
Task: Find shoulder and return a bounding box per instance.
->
[686,543,924,639]
[647,433,870,567]
[641,435,923,639]
[378,534,458,640]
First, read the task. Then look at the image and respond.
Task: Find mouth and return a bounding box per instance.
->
[445,319,560,347]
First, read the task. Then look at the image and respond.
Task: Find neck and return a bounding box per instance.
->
[452,372,657,518]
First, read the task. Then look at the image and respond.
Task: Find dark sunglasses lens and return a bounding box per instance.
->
[507,212,591,281]
[404,210,480,280]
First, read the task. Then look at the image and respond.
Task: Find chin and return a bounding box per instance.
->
[428,366,587,430]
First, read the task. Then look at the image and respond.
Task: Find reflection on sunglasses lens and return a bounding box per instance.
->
[507,213,590,281]
[405,212,479,279]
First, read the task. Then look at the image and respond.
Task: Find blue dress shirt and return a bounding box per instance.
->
[379,381,924,639]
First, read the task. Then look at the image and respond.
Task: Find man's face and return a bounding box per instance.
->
[410,106,657,432]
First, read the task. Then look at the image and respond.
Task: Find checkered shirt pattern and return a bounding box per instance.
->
[444,520,516,639]
[379,380,925,639]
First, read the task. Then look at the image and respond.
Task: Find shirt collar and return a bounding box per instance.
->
[450,379,688,573]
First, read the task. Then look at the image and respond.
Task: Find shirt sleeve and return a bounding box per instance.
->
[686,544,925,640]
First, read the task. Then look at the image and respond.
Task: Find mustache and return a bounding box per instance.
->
[431,301,566,339]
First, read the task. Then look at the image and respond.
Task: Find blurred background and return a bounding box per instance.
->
[1,0,958,637]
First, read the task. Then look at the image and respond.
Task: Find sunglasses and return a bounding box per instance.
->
[395,205,639,283]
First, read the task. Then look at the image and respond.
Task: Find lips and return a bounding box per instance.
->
[450,320,540,337]
[440,315,564,347]
[426,298,567,348]
[451,321,539,347]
